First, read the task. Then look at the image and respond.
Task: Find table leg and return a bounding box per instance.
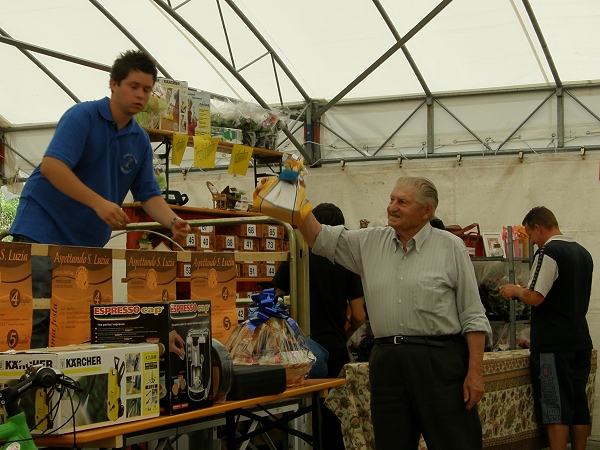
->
[311,392,322,450]
[226,410,236,450]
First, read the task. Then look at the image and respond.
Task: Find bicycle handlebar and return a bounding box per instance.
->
[0,365,81,417]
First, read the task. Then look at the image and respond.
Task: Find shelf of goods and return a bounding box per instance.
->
[471,226,533,350]
[121,203,309,332]
[144,128,284,189]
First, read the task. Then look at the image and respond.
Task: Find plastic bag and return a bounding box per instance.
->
[475,262,530,321]
[134,81,168,129]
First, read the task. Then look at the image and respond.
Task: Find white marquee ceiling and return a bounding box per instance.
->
[2,0,599,126]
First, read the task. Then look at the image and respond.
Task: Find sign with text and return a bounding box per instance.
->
[0,243,33,350]
[48,246,113,347]
[189,252,237,343]
[126,250,177,303]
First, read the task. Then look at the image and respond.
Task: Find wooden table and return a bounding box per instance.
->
[326,349,597,450]
[34,378,345,450]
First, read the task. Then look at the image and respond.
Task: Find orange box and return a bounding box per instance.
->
[262,224,285,239]
[237,262,265,278]
[177,261,192,277]
[216,224,262,238]
[197,225,215,235]
[259,238,283,252]
[264,261,281,278]
[237,237,259,252]
[214,235,237,251]
[195,233,215,251]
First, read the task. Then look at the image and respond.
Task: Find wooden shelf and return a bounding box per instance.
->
[176,277,272,283]
[144,128,284,162]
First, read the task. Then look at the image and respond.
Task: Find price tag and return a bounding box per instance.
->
[267,226,277,238]
[185,233,196,247]
[247,264,258,277]
[200,235,211,249]
[243,238,254,251]
[237,308,246,321]
[225,236,235,249]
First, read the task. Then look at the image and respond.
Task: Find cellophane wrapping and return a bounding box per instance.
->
[225,317,315,387]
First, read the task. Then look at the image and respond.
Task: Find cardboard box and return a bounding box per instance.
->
[214,235,237,251]
[262,224,285,240]
[0,343,159,434]
[91,301,212,414]
[259,238,283,252]
[237,237,259,252]
[216,224,262,238]
[195,233,216,251]
[237,261,265,278]
[211,126,243,144]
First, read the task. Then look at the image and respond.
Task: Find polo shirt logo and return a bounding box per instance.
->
[121,153,138,174]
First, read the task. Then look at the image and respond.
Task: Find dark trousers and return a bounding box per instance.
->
[11,235,52,348]
[322,347,351,450]
[369,337,482,450]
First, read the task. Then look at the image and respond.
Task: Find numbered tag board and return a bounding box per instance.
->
[125,250,177,304]
[0,243,33,350]
[48,246,113,347]
[189,252,237,344]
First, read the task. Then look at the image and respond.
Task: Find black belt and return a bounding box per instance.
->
[375,334,461,348]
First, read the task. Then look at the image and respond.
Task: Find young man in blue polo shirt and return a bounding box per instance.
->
[501,206,593,450]
[10,50,190,347]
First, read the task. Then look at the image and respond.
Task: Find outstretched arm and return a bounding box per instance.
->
[298,212,322,247]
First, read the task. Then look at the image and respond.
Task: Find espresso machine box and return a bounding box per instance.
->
[91,301,212,414]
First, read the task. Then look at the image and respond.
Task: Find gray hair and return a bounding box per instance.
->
[394,177,438,216]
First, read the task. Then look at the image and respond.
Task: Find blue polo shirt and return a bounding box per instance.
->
[10,97,161,247]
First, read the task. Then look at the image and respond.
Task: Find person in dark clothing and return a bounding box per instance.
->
[500,206,593,450]
[271,202,365,450]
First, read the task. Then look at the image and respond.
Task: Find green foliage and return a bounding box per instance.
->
[0,191,19,240]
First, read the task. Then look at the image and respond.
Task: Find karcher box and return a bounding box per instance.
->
[0,343,159,434]
[91,301,213,414]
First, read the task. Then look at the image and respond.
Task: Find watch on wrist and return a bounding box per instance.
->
[170,216,181,228]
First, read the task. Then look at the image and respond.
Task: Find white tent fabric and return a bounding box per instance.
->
[4,0,600,434]
[2,0,600,126]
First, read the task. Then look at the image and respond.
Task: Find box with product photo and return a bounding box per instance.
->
[0,343,159,434]
[91,301,213,414]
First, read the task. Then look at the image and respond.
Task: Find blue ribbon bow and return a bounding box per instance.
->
[246,288,298,333]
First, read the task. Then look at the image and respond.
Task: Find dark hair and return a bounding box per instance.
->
[522,206,558,229]
[430,218,445,230]
[110,50,157,84]
[313,203,345,226]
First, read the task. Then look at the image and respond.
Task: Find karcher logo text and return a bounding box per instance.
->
[4,359,54,370]
[65,356,101,368]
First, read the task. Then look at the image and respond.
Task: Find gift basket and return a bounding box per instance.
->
[225,288,315,387]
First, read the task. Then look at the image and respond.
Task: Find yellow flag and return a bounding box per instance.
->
[171,133,189,166]
[228,144,254,175]
[193,136,220,168]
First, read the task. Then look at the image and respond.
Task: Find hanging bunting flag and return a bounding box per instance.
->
[228,144,253,175]
[193,136,220,168]
[171,132,188,166]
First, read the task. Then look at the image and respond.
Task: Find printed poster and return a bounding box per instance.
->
[0,243,33,350]
[48,246,113,347]
[189,252,237,343]
[126,250,177,303]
